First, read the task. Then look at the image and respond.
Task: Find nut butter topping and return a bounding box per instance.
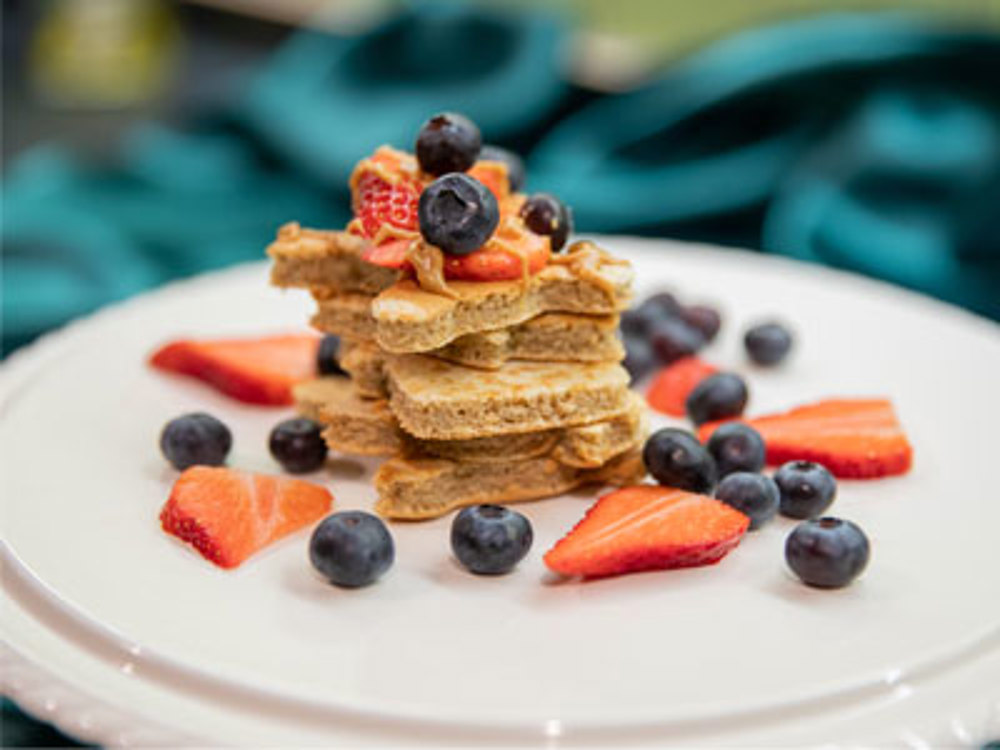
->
[406,241,458,299]
[549,240,630,297]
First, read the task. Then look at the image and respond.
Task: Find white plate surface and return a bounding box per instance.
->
[2,237,1000,747]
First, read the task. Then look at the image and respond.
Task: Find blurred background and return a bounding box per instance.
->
[2,0,1000,744]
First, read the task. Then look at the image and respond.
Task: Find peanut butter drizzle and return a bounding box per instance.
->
[406,241,458,298]
[490,215,533,288]
[372,224,420,244]
[549,241,629,296]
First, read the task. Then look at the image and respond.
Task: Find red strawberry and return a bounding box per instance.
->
[646,357,719,416]
[161,466,332,569]
[467,160,511,203]
[354,172,420,239]
[698,398,913,479]
[544,485,749,578]
[150,334,318,406]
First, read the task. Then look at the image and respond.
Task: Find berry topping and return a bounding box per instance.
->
[415,112,482,176]
[643,427,718,494]
[159,413,232,471]
[354,172,420,239]
[309,511,395,588]
[161,466,332,569]
[544,485,749,578]
[316,334,345,376]
[774,460,837,519]
[621,294,679,337]
[650,317,706,364]
[519,193,573,252]
[745,322,793,366]
[623,335,657,383]
[715,472,779,530]
[698,398,913,479]
[450,504,533,575]
[269,418,328,474]
[705,422,766,477]
[685,372,749,426]
[646,356,719,417]
[479,144,525,192]
[418,173,499,255]
[680,305,722,343]
[150,334,319,406]
[785,517,870,588]
[467,160,511,202]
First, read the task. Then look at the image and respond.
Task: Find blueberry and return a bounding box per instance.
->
[785,517,870,588]
[310,511,394,588]
[715,472,779,530]
[451,504,533,575]
[706,422,766,476]
[685,373,748,426]
[269,418,328,474]
[680,305,721,343]
[650,317,705,364]
[415,112,481,176]
[520,193,573,252]
[480,144,525,192]
[645,291,683,319]
[643,428,718,494]
[623,335,657,383]
[745,322,793,366]
[316,334,345,376]
[774,461,837,519]
[419,173,499,255]
[159,413,232,470]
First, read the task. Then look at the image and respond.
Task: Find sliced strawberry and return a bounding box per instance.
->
[646,357,719,416]
[150,334,318,406]
[442,218,550,282]
[360,238,411,269]
[468,160,511,202]
[161,466,332,569]
[354,172,420,239]
[698,398,913,479]
[544,485,749,578]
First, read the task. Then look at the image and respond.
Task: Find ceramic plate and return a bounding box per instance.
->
[3,237,1000,747]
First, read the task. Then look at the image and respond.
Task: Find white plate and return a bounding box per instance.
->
[2,237,1000,748]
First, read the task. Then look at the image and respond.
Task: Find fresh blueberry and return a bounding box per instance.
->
[480,144,525,192]
[316,334,345,376]
[623,335,657,383]
[622,299,671,338]
[642,428,718,494]
[685,373,748,426]
[645,291,683,319]
[785,517,870,588]
[269,418,328,474]
[415,112,481,176]
[159,413,232,470]
[419,173,499,255]
[650,317,706,364]
[774,461,837,519]
[520,193,573,252]
[680,305,721,343]
[451,504,533,575]
[310,511,395,588]
[706,422,766,476]
[715,472,779,530]
[745,322,793,366]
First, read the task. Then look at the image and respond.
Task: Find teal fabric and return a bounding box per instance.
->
[2,7,999,734]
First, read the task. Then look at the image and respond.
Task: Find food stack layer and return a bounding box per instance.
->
[268,119,644,519]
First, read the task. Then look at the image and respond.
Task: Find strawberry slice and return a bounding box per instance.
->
[646,357,719,416]
[354,172,420,239]
[360,238,411,269]
[443,217,550,281]
[150,334,318,406]
[161,466,332,569]
[698,398,913,479]
[467,160,511,202]
[544,485,749,578]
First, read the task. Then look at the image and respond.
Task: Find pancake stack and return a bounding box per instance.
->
[269,212,644,520]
